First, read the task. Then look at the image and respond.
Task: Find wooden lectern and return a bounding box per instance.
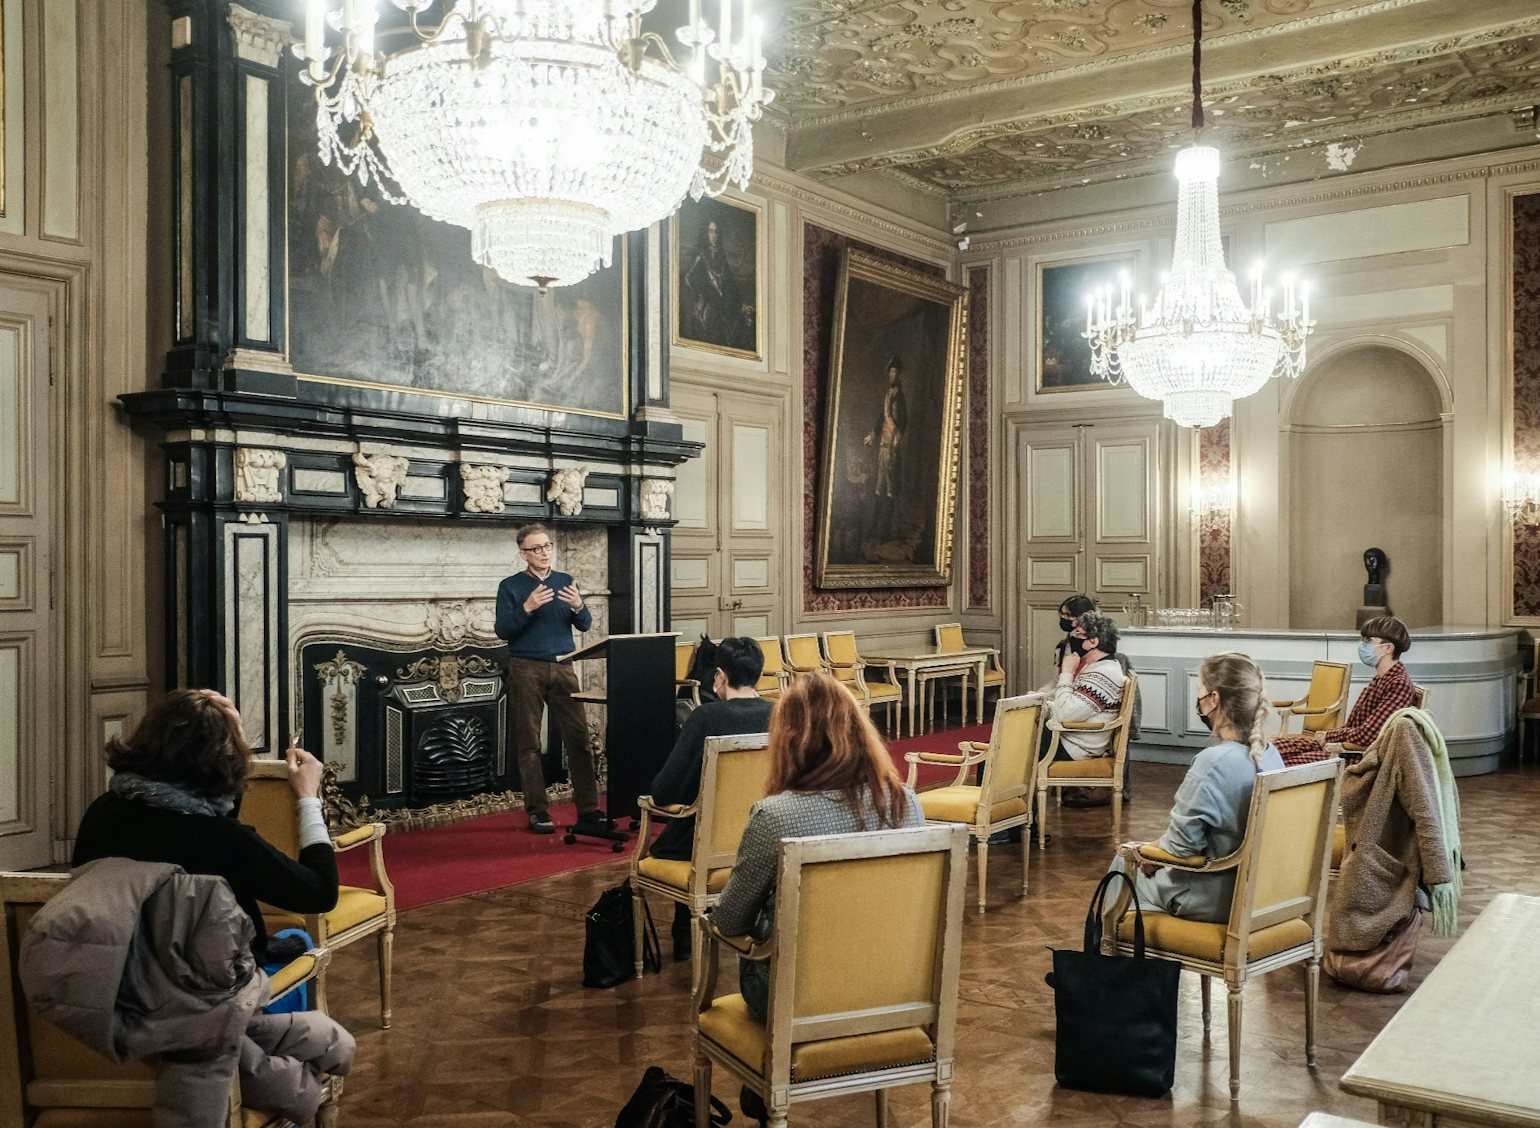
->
[560,632,679,827]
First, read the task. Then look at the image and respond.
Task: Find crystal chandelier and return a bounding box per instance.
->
[1084,1,1312,429]
[295,0,773,291]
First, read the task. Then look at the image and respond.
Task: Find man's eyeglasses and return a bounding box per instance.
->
[521,542,554,554]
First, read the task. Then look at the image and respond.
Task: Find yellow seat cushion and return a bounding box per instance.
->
[865,681,902,702]
[1117,912,1314,963]
[982,668,1005,686]
[267,885,386,935]
[918,786,1027,826]
[636,856,731,893]
[698,994,935,1081]
[1045,757,1115,779]
[1331,823,1346,870]
[268,952,318,1000]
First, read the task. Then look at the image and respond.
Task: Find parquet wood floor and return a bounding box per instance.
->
[325,759,1540,1127]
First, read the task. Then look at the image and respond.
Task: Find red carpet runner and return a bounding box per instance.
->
[345,721,994,912]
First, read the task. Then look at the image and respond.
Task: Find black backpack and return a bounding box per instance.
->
[614,1065,731,1127]
[584,880,660,988]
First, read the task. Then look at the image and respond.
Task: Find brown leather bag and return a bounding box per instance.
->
[1322,907,1423,993]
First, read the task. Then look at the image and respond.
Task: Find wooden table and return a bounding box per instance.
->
[1340,892,1540,1127]
[862,647,996,738]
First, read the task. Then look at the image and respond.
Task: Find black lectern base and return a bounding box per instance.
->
[563,822,629,852]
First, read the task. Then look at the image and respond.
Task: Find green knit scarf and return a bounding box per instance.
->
[1386,707,1462,936]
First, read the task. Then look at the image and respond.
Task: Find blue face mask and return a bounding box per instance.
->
[1358,640,1381,668]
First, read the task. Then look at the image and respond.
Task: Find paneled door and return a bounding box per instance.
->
[1015,418,1168,691]
[0,284,55,869]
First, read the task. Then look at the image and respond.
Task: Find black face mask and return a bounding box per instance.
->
[1068,635,1089,656]
[1059,616,1075,633]
[1196,696,1214,731]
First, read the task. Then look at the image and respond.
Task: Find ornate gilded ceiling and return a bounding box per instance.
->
[765,0,1540,197]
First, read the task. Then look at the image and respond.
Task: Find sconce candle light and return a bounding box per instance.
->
[1504,470,1540,526]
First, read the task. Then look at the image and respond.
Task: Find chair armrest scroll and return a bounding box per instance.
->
[637,795,696,818]
[1133,844,1212,870]
[1052,717,1126,733]
[332,823,385,852]
[1270,696,1304,710]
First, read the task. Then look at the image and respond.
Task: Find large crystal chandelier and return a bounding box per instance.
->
[295,0,772,291]
[1084,1,1312,429]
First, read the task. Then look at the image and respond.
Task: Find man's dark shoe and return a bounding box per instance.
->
[574,808,614,834]
[528,811,556,834]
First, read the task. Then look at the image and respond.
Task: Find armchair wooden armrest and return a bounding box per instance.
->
[632,795,696,853]
[1116,840,1244,873]
[1340,742,1365,753]
[1270,696,1303,710]
[332,823,385,852]
[268,945,331,1006]
[1049,716,1126,733]
[1287,702,1341,718]
[693,915,774,1011]
[329,822,393,900]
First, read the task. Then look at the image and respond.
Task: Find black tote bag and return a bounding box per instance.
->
[584,880,661,988]
[1046,870,1180,1097]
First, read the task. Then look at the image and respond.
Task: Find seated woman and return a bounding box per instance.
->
[1046,610,1128,807]
[709,670,925,1023]
[1276,616,1414,767]
[1120,652,1283,923]
[71,688,352,1122]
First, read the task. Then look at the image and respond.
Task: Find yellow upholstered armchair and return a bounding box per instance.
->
[821,631,903,730]
[240,759,396,1029]
[631,733,772,977]
[676,641,702,707]
[693,825,967,1128]
[905,693,1043,913]
[753,638,788,702]
[1034,671,1138,848]
[1101,757,1343,1101]
[781,633,825,680]
[1,871,340,1128]
[1272,661,1351,738]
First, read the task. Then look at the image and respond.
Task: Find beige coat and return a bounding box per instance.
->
[1329,717,1452,951]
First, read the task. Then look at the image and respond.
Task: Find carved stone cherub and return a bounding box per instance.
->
[547,466,589,517]
[353,452,410,510]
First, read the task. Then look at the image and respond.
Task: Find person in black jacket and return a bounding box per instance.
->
[648,637,774,960]
[73,688,339,961]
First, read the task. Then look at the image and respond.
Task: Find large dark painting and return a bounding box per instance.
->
[286,89,628,417]
[816,249,967,589]
[1035,253,1137,393]
[671,194,760,359]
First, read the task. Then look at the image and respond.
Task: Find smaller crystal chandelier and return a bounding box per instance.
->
[294,1,773,291]
[1085,1,1313,429]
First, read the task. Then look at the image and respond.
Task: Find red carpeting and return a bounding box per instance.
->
[349,722,996,912]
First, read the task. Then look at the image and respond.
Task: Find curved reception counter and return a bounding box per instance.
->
[1120,625,1521,776]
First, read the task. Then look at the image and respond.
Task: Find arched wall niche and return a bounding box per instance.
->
[1286,342,1446,630]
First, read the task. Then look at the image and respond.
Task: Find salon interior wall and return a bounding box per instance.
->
[0,0,152,868]
[665,158,1001,666]
[962,143,1540,647]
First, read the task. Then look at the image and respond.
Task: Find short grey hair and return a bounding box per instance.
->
[1076,610,1119,656]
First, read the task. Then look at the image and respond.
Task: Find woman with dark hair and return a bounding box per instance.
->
[1053,593,1099,668]
[73,688,340,960]
[710,671,924,1023]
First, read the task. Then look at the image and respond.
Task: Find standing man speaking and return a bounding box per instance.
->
[495,523,607,836]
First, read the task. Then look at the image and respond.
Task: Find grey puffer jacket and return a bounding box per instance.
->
[20,858,269,1125]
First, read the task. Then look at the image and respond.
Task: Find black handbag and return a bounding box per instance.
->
[614,1065,731,1128]
[583,880,661,988]
[1045,870,1180,1097]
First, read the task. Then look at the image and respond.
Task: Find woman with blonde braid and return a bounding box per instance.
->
[1119,653,1284,923]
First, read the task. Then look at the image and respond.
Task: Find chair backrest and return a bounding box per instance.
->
[977,694,1044,804]
[934,623,966,654]
[240,758,304,860]
[820,632,865,691]
[0,871,157,1127]
[694,734,774,874]
[1412,684,1430,710]
[783,633,824,675]
[1109,670,1138,763]
[675,642,698,683]
[766,826,966,1075]
[1300,661,1351,733]
[754,638,785,693]
[1226,758,1343,966]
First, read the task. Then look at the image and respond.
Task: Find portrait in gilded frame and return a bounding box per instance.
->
[671,194,761,360]
[284,82,628,418]
[816,249,968,589]
[1035,252,1138,393]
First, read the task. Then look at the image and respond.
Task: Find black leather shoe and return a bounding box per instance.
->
[528,811,555,834]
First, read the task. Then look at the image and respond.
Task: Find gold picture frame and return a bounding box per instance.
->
[671,193,762,361]
[1034,251,1138,394]
[815,248,968,589]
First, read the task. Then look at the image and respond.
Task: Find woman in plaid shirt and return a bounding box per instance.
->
[1277,616,1415,766]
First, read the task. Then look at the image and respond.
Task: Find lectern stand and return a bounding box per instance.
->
[560,632,679,842]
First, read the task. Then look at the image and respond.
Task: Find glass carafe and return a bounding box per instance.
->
[1122,594,1148,628]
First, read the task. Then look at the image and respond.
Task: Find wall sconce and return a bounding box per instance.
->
[1191,477,1235,524]
[1504,471,1540,526]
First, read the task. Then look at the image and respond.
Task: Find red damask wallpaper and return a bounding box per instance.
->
[966,265,991,610]
[1514,194,1540,618]
[802,223,950,613]
[1197,418,1232,606]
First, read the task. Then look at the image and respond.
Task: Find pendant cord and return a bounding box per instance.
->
[1190,0,1204,131]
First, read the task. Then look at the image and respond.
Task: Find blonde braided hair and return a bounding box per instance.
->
[1199,652,1272,766]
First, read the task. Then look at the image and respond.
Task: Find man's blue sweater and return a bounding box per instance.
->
[495,569,593,661]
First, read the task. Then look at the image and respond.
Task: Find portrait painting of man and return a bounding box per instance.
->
[672,194,760,359]
[816,249,967,589]
[1035,253,1138,393]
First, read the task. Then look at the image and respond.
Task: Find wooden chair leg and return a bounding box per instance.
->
[1036,788,1049,850]
[1227,984,1244,1102]
[1200,975,1212,1038]
[314,962,330,1018]
[632,886,647,979]
[378,925,394,1029]
[1305,956,1320,1070]
[931,1079,952,1128]
[975,836,989,915]
[875,1087,889,1127]
[693,1046,713,1128]
[1110,785,1123,840]
[1020,827,1030,898]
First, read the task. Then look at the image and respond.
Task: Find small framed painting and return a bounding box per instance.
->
[1035,252,1139,393]
[671,194,762,360]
